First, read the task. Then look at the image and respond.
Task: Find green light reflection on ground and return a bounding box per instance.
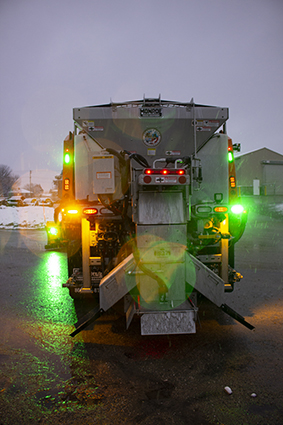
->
[47,252,63,288]
[32,251,77,325]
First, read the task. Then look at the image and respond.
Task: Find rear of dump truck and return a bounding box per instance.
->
[46,97,252,335]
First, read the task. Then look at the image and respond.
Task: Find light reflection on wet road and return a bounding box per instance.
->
[0,230,82,421]
[0,230,77,324]
[0,211,283,425]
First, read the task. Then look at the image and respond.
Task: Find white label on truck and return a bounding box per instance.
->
[192,120,219,127]
[89,126,104,131]
[83,120,94,127]
[82,121,104,131]
[147,148,156,156]
[155,176,178,183]
[165,150,181,156]
[197,126,211,132]
[96,172,111,179]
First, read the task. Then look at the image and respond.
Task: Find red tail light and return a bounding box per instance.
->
[144,169,186,175]
[179,176,186,184]
[144,176,152,183]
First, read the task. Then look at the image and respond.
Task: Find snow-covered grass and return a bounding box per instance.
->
[0,203,282,230]
[0,206,54,229]
[272,203,283,213]
[261,202,283,219]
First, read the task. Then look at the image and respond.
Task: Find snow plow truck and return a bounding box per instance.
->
[46,97,253,336]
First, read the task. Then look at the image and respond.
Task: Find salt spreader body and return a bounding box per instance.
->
[46,97,252,336]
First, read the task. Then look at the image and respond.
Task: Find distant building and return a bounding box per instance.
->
[8,187,31,197]
[235,148,283,196]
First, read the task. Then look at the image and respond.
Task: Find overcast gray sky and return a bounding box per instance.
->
[1,0,283,179]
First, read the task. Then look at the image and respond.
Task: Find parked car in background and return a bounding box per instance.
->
[22,197,37,206]
[7,196,24,207]
[37,197,53,207]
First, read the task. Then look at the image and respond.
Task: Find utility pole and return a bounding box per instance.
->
[30,170,32,195]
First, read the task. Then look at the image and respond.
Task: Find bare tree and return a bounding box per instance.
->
[0,165,19,197]
[23,183,44,197]
[53,172,62,198]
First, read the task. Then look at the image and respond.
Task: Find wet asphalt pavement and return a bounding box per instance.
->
[0,208,283,425]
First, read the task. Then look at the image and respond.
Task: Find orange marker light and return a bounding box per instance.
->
[214,206,228,213]
[64,178,70,190]
[83,208,98,215]
[230,176,236,188]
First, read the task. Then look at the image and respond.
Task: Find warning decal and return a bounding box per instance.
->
[155,176,178,183]
[96,172,111,179]
[192,120,220,132]
[82,120,104,131]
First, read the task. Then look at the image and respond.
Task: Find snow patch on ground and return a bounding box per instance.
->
[0,206,54,229]
[272,203,283,213]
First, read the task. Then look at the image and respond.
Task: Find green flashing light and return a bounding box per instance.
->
[64,153,71,164]
[228,152,234,162]
[49,227,58,236]
[231,204,244,214]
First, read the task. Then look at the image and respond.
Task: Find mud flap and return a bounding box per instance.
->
[70,252,254,337]
[221,303,254,330]
[70,254,137,337]
[99,253,136,311]
[70,305,101,337]
[187,254,254,330]
[187,253,225,307]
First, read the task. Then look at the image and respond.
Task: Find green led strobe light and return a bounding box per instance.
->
[49,227,58,236]
[64,152,71,164]
[231,204,244,214]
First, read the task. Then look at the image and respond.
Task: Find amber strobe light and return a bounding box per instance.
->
[83,208,98,215]
[64,178,70,190]
[214,206,228,213]
[230,176,236,188]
